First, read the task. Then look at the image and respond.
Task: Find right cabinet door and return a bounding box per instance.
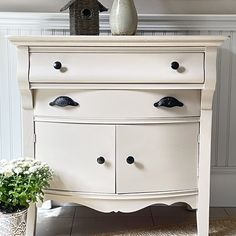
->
[116,123,199,194]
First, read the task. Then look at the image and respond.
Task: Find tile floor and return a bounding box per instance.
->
[36,205,234,236]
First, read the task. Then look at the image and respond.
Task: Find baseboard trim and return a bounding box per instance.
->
[211,167,236,207]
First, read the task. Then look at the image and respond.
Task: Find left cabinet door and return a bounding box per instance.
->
[35,122,115,193]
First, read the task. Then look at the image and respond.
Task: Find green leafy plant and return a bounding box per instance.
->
[0,158,53,214]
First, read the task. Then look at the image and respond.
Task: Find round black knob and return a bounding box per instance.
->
[171,61,180,70]
[126,156,135,165]
[97,157,105,165]
[53,61,62,70]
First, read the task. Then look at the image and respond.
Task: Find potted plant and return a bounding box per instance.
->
[0,158,53,236]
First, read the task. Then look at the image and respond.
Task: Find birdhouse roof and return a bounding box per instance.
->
[60,0,108,12]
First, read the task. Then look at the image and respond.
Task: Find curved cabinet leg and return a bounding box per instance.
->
[26,204,37,236]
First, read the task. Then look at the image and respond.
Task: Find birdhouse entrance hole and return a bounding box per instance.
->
[82,8,92,18]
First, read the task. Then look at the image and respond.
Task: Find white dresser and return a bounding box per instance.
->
[9,36,226,236]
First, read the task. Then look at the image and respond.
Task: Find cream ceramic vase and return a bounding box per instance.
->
[110,0,138,35]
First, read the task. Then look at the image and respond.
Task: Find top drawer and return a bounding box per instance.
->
[29,52,204,83]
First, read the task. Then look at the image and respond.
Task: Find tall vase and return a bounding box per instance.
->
[110,0,138,35]
[0,209,27,236]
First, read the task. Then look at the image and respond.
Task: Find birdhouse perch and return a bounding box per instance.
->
[60,0,108,35]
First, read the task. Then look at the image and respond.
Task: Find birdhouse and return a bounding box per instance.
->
[60,0,108,35]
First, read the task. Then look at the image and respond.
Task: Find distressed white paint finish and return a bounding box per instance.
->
[34,89,201,119]
[35,122,116,193]
[41,190,197,213]
[11,35,226,47]
[197,110,213,236]
[0,13,235,209]
[116,123,199,193]
[10,36,225,236]
[197,47,218,235]
[29,51,204,83]
[42,190,198,212]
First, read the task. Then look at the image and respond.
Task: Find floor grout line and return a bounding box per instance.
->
[149,207,156,226]
[69,207,77,236]
[224,207,231,217]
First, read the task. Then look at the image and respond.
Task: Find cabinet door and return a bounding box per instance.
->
[116,123,199,193]
[35,122,115,193]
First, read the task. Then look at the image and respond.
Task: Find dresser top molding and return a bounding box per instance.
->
[8,35,227,47]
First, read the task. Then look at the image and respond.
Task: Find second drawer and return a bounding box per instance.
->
[34,89,201,119]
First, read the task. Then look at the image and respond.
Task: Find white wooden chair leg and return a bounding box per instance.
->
[26,204,37,236]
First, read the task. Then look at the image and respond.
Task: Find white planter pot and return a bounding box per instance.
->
[0,209,27,236]
[110,0,138,35]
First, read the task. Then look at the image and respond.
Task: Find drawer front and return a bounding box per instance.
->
[34,89,200,119]
[30,52,204,83]
[116,123,199,193]
[35,122,115,193]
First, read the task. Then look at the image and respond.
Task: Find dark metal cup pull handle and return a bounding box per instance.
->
[154,97,184,108]
[49,96,79,107]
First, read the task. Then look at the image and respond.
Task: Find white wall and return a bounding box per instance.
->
[1,0,236,14]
